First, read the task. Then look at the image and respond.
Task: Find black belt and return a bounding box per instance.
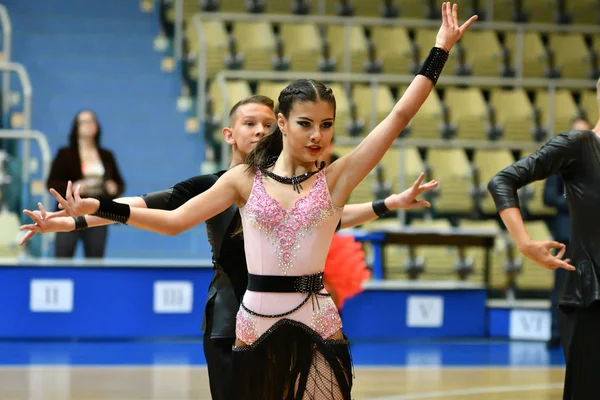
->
[247,272,325,293]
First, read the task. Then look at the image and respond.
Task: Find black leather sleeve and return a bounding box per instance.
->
[487,131,581,212]
[140,175,218,210]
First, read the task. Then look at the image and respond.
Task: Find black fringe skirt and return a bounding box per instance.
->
[232,318,353,400]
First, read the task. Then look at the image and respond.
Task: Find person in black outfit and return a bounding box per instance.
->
[544,118,591,349]
[21,95,435,399]
[488,78,600,399]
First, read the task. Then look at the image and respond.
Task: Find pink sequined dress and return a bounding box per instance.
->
[232,168,353,400]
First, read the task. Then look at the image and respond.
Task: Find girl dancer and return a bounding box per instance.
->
[44,4,475,397]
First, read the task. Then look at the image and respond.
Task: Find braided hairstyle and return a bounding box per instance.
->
[245,79,336,171]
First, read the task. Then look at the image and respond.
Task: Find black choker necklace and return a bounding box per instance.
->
[260,158,326,194]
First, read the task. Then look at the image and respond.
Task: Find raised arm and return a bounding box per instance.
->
[328,3,476,204]
[488,132,582,271]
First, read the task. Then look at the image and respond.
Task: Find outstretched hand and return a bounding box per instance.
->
[519,240,575,271]
[49,180,100,217]
[19,202,74,246]
[386,172,438,210]
[435,2,478,53]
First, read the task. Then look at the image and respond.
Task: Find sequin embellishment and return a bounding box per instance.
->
[236,308,259,345]
[242,170,338,274]
[311,299,343,340]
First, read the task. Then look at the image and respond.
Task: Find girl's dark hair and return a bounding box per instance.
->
[68,110,102,149]
[245,79,336,171]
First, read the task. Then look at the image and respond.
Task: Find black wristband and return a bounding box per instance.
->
[372,199,390,217]
[73,216,88,231]
[417,46,449,85]
[91,199,131,224]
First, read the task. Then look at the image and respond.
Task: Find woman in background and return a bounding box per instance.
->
[47,110,125,258]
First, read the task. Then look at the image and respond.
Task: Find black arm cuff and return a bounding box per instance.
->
[417,46,449,85]
[73,216,88,231]
[92,199,131,224]
[372,199,391,217]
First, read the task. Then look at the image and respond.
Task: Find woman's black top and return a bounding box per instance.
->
[489,130,600,308]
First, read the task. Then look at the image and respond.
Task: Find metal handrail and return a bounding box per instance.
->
[173,0,183,62]
[0,63,35,252]
[0,63,32,131]
[0,130,52,258]
[193,13,208,133]
[0,63,34,208]
[0,5,12,120]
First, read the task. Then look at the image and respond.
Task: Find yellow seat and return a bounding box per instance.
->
[472,149,515,215]
[504,31,548,78]
[398,86,444,139]
[333,145,375,205]
[266,0,295,13]
[489,88,536,142]
[580,90,599,125]
[524,179,558,217]
[518,221,555,290]
[569,0,600,25]
[329,84,351,137]
[232,22,277,71]
[362,218,406,278]
[166,1,199,26]
[492,0,514,21]
[208,80,252,144]
[216,0,246,12]
[352,0,382,17]
[458,219,506,288]
[408,219,459,281]
[370,26,414,75]
[380,147,425,192]
[460,30,503,77]
[334,146,425,208]
[379,147,427,216]
[326,24,368,73]
[364,218,458,280]
[426,148,473,214]
[396,0,427,18]
[187,19,228,80]
[445,87,489,140]
[534,89,579,135]
[549,33,591,80]
[256,81,291,106]
[352,84,395,129]
[523,0,556,23]
[279,23,322,72]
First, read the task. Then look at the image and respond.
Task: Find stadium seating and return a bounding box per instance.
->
[162,0,600,291]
